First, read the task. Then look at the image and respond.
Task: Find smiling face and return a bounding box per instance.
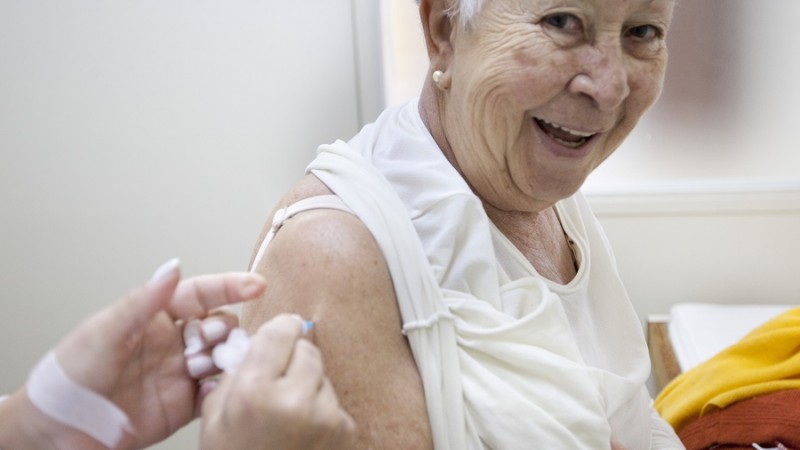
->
[425,0,674,211]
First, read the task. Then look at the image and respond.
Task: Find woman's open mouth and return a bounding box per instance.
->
[534,118,596,149]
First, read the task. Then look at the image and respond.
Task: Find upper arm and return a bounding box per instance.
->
[242,181,433,449]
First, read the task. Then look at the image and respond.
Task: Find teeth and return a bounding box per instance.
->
[539,118,595,138]
[552,137,584,148]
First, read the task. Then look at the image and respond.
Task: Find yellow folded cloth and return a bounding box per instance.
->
[654,306,800,432]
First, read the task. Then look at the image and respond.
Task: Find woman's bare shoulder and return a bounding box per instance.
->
[244,173,379,319]
[242,173,433,449]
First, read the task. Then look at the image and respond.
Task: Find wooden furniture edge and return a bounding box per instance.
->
[647,317,683,393]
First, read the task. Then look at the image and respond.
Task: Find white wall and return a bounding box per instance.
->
[586,184,800,322]
[0,1,381,448]
[588,184,800,395]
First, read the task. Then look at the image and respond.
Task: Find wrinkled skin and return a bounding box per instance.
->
[423,0,675,213]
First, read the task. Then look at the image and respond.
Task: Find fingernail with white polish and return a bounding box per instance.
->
[183,320,203,356]
[186,354,213,378]
[202,320,227,342]
[198,379,219,397]
[150,258,179,282]
[240,276,266,299]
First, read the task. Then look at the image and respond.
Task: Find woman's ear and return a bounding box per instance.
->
[419,0,454,72]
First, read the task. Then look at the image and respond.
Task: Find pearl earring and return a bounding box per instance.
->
[432,70,443,86]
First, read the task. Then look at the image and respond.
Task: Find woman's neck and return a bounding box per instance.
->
[486,204,578,285]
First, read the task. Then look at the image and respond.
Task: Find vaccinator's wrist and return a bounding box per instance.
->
[0,387,116,450]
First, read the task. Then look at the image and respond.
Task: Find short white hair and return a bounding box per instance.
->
[415,0,485,28]
[449,0,484,27]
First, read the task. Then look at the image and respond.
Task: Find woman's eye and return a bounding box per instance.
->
[542,13,583,33]
[627,24,661,41]
[624,23,665,58]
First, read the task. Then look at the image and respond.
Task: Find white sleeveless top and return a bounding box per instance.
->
[255,99,683,450]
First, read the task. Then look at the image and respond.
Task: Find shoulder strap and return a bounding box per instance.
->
[250,195,354,271]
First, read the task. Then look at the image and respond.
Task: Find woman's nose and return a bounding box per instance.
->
[568,43,630,111]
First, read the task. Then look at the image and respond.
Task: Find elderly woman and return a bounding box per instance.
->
[244,0,682,448]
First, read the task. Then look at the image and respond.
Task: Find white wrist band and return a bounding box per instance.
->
[26,351,132,449]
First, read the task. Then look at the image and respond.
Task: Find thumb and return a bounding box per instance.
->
[54,258,182,386]
[58,259,181,360]
[110,258,182,342]
[194,377,221,419]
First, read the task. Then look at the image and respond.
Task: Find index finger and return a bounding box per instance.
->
[168,272,267,319]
